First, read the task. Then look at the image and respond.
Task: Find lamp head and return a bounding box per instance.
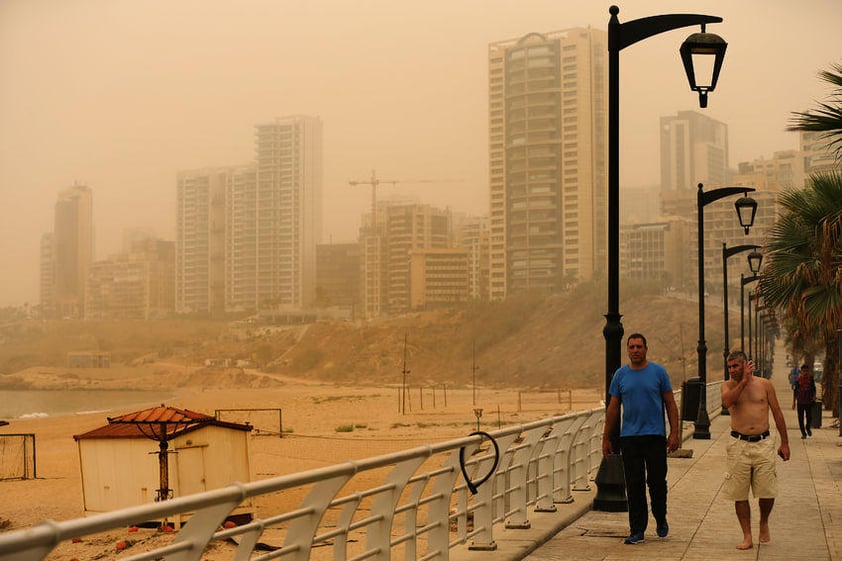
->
[680,24,727,108]
[747,250,763,274]
[734,194,758,235]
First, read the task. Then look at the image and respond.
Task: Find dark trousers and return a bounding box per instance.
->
[797,403,813,436]
[620,435,668,534]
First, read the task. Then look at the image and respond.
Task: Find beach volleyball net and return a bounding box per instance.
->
[0,433,36,480]
[215,408,284,437]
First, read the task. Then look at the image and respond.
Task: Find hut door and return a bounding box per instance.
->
[176,446,207,497]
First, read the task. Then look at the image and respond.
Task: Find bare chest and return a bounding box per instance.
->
[735,382,768,406]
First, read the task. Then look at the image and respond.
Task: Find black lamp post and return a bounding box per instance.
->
[720,244,762,415]
[595,5,727,512]
[740,274,759,352]
[755,303,766,373]
[747,290,759,360]
[694,184,757,440]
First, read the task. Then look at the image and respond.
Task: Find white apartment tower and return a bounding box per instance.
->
[175,116,322,315]
[175,168,227,314]
[660,110,729,194]
[488,28,608,300]
[223,164,259,312]
[254,116,323,310]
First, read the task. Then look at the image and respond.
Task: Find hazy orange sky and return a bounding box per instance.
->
[1,0,840,307]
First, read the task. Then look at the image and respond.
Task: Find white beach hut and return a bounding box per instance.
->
[73,405,253,524]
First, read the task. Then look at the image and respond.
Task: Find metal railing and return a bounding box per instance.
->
[0,408,605,561]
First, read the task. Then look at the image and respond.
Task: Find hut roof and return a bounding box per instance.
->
[107,404,213,424]
[74,405,252,441]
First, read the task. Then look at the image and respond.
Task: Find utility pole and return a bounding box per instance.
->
[401,331,410,415]
[472,340,479,406]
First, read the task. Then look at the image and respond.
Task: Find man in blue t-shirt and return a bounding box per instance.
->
[602,333,680,545]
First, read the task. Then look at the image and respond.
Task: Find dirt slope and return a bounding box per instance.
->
[0,287,726,392]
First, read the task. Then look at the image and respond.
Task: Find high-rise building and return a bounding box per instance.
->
[408,248,470,310]
[176,167,227,315]
[315,242,362,315]
[453,214,490,301]
[254,115,323,310]
[488,28,608,300]
[620,219,690,289]
[733,150,804,193]
[223,164,259,312]
[383,203,451,315]
[86,239,175,320]
[52,184,94,318]
[799,130,841,177]
[39,232,55,317]
[660,110,729,195]
[175,115,322,316]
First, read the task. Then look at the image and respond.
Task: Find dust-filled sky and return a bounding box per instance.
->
[1,0,840,307]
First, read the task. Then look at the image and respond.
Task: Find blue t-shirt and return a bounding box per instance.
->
[608,362,672,437]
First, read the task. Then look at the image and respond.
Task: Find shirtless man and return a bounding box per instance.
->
[721,350,790,550]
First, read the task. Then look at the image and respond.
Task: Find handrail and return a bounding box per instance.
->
[0,383,723,561]
[0,408,603,561]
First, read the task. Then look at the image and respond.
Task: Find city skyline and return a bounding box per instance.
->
[2,0,840,307]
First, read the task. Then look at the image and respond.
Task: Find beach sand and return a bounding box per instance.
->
[1,375,600,559]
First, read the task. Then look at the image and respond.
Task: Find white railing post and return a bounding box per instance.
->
[552,414,588,504]
[366,454,429,561]
[466,432,517,551]
[170,487,246,561]
[284,471,356,561]
[534,416,574,511]
[504,424,544,529]
[571,410,601,491]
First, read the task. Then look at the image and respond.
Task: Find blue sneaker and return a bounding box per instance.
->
[624,532,645,544]
[656,520,669,538]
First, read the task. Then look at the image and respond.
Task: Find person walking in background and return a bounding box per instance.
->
[721,350,790,550]
[602,333,680,545]
[794,364,817,438]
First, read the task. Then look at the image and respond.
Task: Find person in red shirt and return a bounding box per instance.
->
[794,364,817,438]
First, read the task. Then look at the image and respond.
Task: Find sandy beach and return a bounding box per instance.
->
[0,373,601,559]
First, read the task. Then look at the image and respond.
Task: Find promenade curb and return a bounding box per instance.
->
[450,487,595,561]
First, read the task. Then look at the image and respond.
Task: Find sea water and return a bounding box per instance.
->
[0,389,175,420]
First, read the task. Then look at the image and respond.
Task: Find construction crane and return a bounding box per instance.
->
[348,170,459,320]
[348,170,394,233]
[348,169,448,231]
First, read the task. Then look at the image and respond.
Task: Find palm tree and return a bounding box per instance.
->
[787,62,842,158]
[759,172,842,416]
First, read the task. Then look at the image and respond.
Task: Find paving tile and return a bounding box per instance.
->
[516,339,842,561]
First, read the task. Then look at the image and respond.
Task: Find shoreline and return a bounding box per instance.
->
[0,379,601,540]
[0,388,178,421]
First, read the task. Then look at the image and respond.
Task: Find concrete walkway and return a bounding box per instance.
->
[523,361,842,561]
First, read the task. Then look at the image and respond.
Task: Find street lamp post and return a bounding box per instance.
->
[595,5,728,512]
[720,244,762,415]
[694,184,757,440]
[755,303,766,373]
[740,274,759,352]
[747,290,759,360]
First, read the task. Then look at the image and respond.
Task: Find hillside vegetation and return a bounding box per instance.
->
[0,282,726,391]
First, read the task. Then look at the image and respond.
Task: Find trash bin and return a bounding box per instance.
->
[681,378,703,421]
[812,400,822,429]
